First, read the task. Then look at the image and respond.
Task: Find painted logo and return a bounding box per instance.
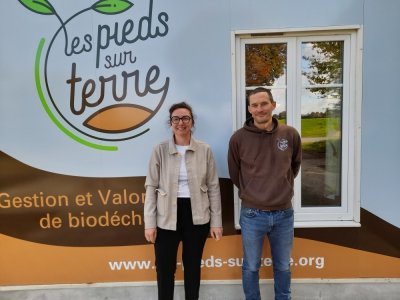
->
[276,138,289,151]
[19,0,170,151]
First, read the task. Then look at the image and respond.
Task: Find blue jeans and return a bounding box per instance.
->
[240,207,294,300]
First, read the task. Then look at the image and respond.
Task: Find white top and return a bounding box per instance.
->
[175,145,190,198]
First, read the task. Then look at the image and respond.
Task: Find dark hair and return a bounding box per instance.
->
[168,102,195,126]
[247,87,275,105]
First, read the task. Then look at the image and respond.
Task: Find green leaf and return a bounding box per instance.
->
[18,0,55,15]
[92,0,133,15]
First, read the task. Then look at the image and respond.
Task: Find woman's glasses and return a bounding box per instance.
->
[170,116,192,124]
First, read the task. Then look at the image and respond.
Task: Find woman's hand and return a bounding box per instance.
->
[210,227,223,241]
[144,228,157,243]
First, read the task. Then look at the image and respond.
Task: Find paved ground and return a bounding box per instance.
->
[1,281,399,300]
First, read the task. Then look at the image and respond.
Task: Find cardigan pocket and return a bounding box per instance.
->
[155,189,167,216]
[200,185,210,211]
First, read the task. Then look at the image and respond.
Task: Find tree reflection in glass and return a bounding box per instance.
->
[301,41,343,207]
[245,43,287,122]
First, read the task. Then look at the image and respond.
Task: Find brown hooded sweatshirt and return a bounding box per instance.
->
[228,117,302,210]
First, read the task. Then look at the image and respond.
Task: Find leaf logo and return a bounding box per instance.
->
[92,0,133,14]
[19,0,170,151]
[19,0,133,15]
[19,0,56,15]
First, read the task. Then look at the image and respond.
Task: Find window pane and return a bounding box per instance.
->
[301,41,344,86]
[300,40,344,207]
[245,43,287,122]
[301,88,342,207]
[245,43,287,86]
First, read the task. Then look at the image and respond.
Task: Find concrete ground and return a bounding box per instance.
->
[0,280,399,300]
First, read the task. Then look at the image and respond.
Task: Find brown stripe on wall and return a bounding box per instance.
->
[1,151,399,259]
[295,208,400,259]
[0,151,236,247]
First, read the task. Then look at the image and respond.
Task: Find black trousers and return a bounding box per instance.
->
[154,198,210,300]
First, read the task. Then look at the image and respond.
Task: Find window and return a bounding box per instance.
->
[232,26,362,227]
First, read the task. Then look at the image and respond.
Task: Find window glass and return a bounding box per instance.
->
[245,43,287,122]
[300,41,344,207]
[245,43,287,86]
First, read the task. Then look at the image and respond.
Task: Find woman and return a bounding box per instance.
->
[144,102,223,300]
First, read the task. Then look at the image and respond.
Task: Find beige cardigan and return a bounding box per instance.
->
[144,137,222,231]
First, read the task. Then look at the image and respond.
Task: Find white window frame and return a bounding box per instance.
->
[231,26,362,228]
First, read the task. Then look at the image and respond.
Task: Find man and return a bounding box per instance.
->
[228,87,301,300]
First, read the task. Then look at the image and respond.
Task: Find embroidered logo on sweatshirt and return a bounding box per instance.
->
[277,138,289,151]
